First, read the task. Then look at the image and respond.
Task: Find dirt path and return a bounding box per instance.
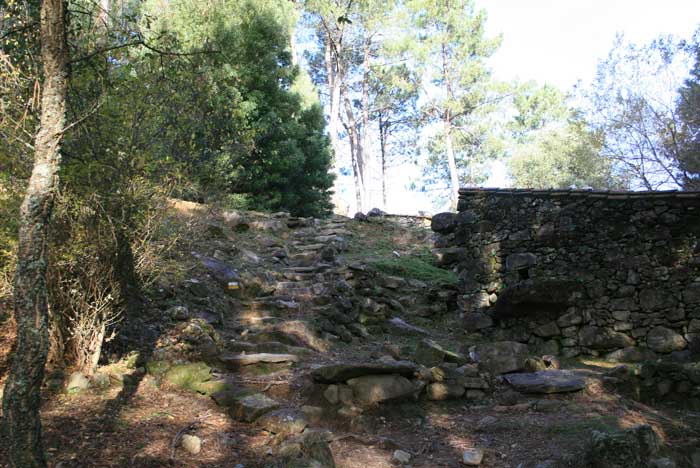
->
[0,207,698,467]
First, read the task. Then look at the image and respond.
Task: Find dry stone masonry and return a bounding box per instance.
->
[432,188,700,360]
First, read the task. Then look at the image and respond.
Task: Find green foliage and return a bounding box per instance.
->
[406,0,502,204]
[59,0,333,217]
[675,33,700,189]
[509,120,623,189]
[508,82,570,142]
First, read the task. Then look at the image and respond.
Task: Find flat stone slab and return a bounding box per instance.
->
[220,353,299,367]
[504,370,587,394]
[311,361,418,383]
[386,317,430,336]
[230,393,280,422]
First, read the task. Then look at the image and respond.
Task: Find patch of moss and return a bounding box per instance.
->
[162,362,212,392]
[192,379,234,395]
[145,360,172,376]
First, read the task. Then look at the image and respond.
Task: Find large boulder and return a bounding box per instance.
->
[585,424,660,468]
[431,212,457,233]
[579,326,634,350]
[346,375,418,404]
[311,361,418,383]
[473,341,529,375]
[646,327,687,353]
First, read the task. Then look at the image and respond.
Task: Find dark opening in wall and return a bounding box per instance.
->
[490,279,579,321]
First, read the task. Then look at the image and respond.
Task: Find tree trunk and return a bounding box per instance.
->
[361,37,371,207]
[379,119,388,209]
[347,124,363,212]
[2,0,68,466]
[342,84,364,212]
[324,35,344,212]
[444,115,460,211]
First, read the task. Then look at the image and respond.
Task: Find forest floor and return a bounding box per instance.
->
[0,200,699,468]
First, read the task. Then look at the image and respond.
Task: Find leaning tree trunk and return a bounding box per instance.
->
[1,0,68,466]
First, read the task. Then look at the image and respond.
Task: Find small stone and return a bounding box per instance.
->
[533,322,560,338]
[324,385,339,404]
[650,459,676,468]
[458,377,489,390]
[524,357,548,372]
[392,449,411,465]
[338,384,354,403]
[427,382,465,400]
[181,434,201,454]
[646,326,687,353]
[301,405,324,424]
[337,405,363,418]
[462,447,484,465]
[66,372,90,391]
[557,310,582,327]
[465,389,486,400]
[455,364,480,377]
[476,415,497,431]
[168,305,190,320]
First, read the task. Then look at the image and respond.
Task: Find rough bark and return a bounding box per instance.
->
[1,0,68,466]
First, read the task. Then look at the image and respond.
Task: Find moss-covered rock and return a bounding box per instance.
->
[586,424,660,468]
[146,361,214,393]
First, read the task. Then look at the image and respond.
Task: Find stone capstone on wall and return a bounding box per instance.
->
[431,188,700,359]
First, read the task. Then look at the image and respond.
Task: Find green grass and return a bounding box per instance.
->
[371,254,459,286]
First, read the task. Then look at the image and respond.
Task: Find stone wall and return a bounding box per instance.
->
[431,188,700,360]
